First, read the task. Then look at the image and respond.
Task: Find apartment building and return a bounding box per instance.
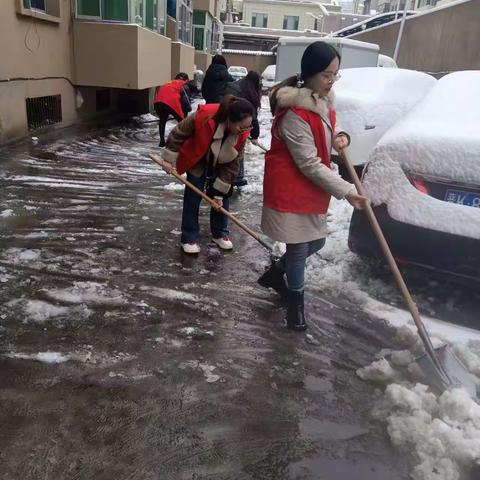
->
[242,0,341,32]
[0,0,219,145]
[193,0,223,71]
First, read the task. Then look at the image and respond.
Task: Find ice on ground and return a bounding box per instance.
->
[6,299,93,323]
[163,182,184,191]
[182,360,220,383]
[144,286,219,307]
[6,351,69,364]
[113,226,125,232]
[0,209,14,218]
[132,113,158,123]
[44,282,126,307]
[2,248,41,263]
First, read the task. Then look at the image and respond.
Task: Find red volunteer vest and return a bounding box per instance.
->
[176,103,250,175]
[263,106,336,214]
[154,79,186,120]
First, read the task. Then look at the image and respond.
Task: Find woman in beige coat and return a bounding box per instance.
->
[258,42,367,331]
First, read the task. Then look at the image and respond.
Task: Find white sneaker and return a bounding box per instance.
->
[181,242,201,254]
[212,237,233,251]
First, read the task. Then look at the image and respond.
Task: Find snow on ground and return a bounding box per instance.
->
[44,281,126,307]
[6,351,69,364]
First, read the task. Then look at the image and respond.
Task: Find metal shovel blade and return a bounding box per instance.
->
[416,344,478,398]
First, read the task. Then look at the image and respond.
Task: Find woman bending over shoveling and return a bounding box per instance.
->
[161,95,254,254]
[258,41,367,331]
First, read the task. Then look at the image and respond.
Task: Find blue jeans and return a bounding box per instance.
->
[181,172,230,244]
[277,238,326,292]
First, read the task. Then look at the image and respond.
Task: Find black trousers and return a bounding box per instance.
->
[154,102,182,147]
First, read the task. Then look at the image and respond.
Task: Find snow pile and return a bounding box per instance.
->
[0,209,14,218]
[335,68,436,166]
[363,71,480,239]
[6,351,69,364]
[44,282,126,307]
[163,182,184,191]
[357,347,480,480]
[132,113,158,123]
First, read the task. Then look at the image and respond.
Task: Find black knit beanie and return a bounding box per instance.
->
[300,42,341,81]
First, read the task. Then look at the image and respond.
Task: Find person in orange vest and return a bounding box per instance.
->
[154,73,192,147]
[161,95,254,254]
[258,41,368,331]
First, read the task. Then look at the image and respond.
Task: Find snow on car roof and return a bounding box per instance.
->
[335,68,436,138]
[369,71,480,184]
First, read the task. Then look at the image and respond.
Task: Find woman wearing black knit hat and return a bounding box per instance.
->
[258,41,367,331]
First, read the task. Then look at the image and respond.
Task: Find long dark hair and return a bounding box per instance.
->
[239,71,261,111]
[211,54,227,67]
[212,95,255,124]
[270,42,341,115]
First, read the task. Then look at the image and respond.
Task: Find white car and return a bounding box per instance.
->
[349,71,480,281]
[334,68,436,172]
[261,64,277,92]
[228,66,248,81]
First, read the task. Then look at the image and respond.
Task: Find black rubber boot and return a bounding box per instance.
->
[257,262,288,299]
[286,290,307,331]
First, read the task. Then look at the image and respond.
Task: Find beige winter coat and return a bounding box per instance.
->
[261,86,354,244]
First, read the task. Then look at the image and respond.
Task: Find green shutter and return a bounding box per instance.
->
[102,0,129,21]
[193,10,206,25]
[194,26,204,51]
[77,0,101,16]
[146,0,157,28]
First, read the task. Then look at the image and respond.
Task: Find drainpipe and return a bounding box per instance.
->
[393,2,408,63]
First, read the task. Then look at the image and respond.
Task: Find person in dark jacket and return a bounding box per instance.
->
[154,73,192,147]
[223,71,262,187]
[201,55,234,104]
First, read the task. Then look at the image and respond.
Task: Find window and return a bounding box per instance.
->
[76,0,166,34]
[102,0,129,20]
[23,0,46,11]
[283,15,299,30]
[178,0,193,44]
[167,0,176,18]
[194,26,204,51]
[251,12,267,28]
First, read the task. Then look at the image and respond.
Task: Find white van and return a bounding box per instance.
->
[275,37,380,83]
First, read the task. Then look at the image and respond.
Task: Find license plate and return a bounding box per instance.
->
[445,189,480,208]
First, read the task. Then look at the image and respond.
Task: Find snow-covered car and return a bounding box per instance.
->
[334,68,436,175]
[348,71,480,281]
[228,66,248,81]
[377,54,397,68]
[261,64,277,92]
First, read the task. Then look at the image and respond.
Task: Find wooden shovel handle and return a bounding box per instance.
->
[149,154,272,250]
[339,149,449,380]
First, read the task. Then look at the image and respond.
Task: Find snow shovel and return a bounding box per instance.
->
[149,153,275,252]
[340,148,477,397]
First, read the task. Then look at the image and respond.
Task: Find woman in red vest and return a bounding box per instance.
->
[258,41,367,331]
[161,95,254,254]
[154,73,192,147]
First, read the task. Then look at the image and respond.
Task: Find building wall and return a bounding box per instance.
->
[223,52,275,73]
[0,0,77,144]
[351,0,480,73]
[194,52,213,72]
[171,42,196,77]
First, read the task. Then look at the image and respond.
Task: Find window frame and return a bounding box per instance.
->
[283,15,299,30]
[251,12,268,28]
[75,0,167,34]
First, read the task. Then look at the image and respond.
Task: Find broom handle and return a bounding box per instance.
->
[149,154,272,251]
[340,149,450,380]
